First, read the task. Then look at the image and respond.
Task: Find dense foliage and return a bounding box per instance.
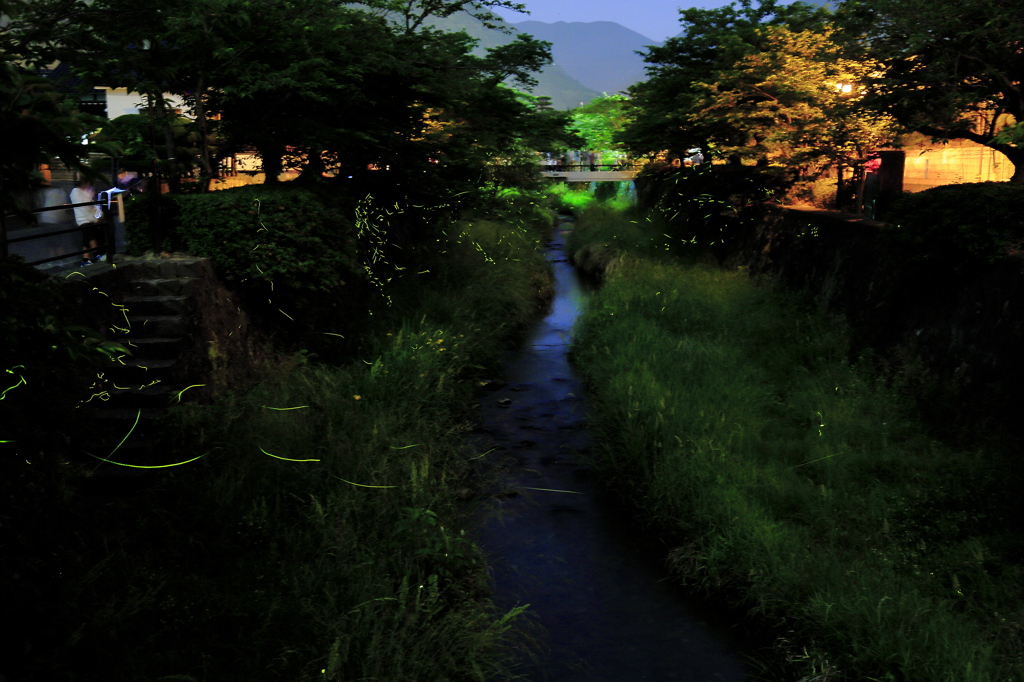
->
[636,163,790,259]
[0,0,116,216]
[567,200,1024,681]
[568,94,629,156]
[620,0,1022,188]
[2,192,555,681]
[839,0,1024,183]
[885,182,1024,266]
[622,0,897,178]
[170,187,360,292]
[46,0,559,194]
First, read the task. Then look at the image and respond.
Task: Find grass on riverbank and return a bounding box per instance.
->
[568,205,1024,681]
[6,192,553,682]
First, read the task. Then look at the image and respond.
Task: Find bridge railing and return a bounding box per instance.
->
[539,163,643,173]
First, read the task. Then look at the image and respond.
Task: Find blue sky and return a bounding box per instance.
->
[492,0,730,43]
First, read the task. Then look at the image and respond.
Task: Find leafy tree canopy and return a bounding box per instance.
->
[53,0,556,201]
[1,0,115,216]
[837,0,1024,183]
[621,0,831,160]
[688,25,896,169]
[621,0,897,176]
[570,94,628,153]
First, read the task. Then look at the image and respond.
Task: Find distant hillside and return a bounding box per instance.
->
[508,21,658,96]
[420,13,602,109]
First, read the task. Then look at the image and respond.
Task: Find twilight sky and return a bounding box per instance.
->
[492,0,730,44]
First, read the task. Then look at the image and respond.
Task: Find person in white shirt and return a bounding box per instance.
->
[70,178,105,265]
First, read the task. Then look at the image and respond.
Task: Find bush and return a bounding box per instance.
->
[122,191,185,255]
[886,182,1024,266]
[544,181,596,214]
[173,185,361,292]
[636,163,791,258]
[787,174,837,209]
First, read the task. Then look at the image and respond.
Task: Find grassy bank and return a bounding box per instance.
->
[568,203,1024,681]
[5,191,553,681]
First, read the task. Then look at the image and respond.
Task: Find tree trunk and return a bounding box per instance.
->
[297,147,326,184]
[160,98,180,194]
[1005,148,1024,185]
[193,76,217,192]
[258,143,283,184]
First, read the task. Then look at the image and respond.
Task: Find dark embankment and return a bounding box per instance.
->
[563,177,1024,682]
[642,168,1024,445]
[1,187,556,681]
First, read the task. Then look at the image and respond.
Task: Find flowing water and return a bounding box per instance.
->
[468,219,752,681]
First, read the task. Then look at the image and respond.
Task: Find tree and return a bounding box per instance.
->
[67,0,555,198]
[359,0,526,35]
[569,94,629,155]
[685,25,896,171]
[839,0,1024,183]
[0,0,113,218]
[621,0,832,161]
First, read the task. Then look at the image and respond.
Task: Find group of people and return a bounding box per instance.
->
[68,171,141,266]
[540,151,635,171]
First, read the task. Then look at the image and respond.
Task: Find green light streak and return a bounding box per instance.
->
[175,384,206,401]
[87,452,205,468]
[323,332,345,338]
[259,446,320,462]
[262,405,309,411]
[108,408,140,456]
[279,309,293,321]
[519,487,584,495]
[2,370,27,399]
[389,443,419,450]
[330,474,396,489]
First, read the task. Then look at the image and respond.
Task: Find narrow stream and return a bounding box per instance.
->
[468,219,753,681]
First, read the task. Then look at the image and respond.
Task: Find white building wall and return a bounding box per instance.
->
[101,87,185,119]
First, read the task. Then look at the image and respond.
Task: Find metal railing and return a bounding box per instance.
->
[2,198,116,266]
[540,163,643,172]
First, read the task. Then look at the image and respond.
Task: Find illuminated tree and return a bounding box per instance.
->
[839,0,1024,183]
[570,94,629,155]
[621,0,831,161]
[687,25,896,171]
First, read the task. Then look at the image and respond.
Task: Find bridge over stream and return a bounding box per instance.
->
[540,163,640,182]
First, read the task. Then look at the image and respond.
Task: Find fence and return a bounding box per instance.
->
[540,163,643,173]
[2,195,122,268]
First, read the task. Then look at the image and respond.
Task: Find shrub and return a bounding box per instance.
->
[544,181,596,214]
[886,182,1024,266]
[122,191,185,255]
[788,174,838,209]
[636,163,791,258]
[173,185,361,292]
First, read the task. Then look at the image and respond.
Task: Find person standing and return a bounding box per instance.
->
[70,178,105,265]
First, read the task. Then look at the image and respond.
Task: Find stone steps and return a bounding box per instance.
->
[80,257,211,485]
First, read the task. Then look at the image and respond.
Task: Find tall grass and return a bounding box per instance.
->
[14,192,552,681]
[570,210,1024,681]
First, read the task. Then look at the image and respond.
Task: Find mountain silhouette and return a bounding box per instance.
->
[508,20,659,96]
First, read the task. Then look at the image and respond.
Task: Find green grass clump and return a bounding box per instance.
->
[570,212,1024,680]
[8,194,552,681]
[544,182,596,214]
